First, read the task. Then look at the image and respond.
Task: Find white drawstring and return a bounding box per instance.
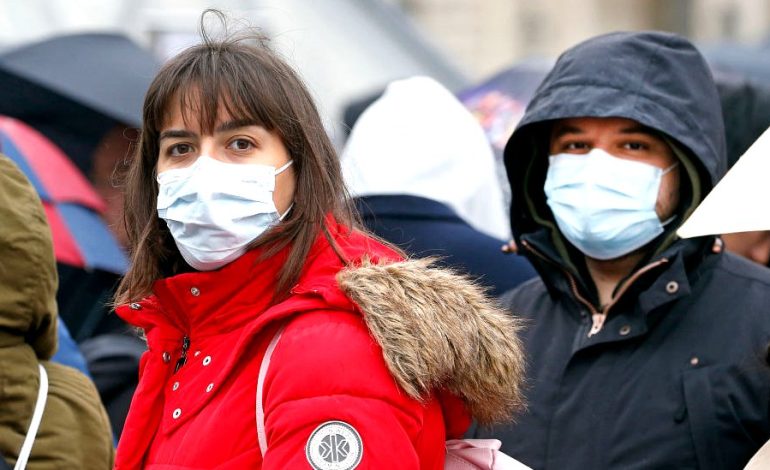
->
[14,364,48,470]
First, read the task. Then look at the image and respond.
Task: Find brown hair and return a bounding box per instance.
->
[115,12,358,305]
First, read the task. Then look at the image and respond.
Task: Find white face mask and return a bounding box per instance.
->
[156,156,293,271]
[544,148,677,260]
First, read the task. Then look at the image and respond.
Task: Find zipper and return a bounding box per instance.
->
[521,240,598,310]
[521,239,669,337]
[588,258,669,336]
[174,335,190,373]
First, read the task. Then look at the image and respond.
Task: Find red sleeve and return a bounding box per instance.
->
[260,311,437,469]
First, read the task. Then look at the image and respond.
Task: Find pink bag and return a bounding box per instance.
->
[256,327,531,470]
[445,439,531,469]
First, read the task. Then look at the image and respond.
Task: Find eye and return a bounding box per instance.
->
[169,143,193,157]
[227,138,255,151]
[623,141,648,151]
[562,141,590,152]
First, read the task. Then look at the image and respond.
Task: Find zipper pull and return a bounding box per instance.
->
[175,335,190,373]
[588,314,606,337]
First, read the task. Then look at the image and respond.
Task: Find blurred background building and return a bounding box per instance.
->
[396,0,770,79]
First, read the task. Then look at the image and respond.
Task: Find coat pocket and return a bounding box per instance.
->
[682,367,725,470]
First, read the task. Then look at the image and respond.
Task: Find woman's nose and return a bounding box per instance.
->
[199,138,217,158]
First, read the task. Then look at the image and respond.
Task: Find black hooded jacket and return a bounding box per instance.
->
[477,31,770,469]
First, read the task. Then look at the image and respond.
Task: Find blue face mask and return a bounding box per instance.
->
[544,148,678,260]
[157,156,294,271]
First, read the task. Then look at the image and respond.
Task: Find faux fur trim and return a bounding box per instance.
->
[337,258,526,425]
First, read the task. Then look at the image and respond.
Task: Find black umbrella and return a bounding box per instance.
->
[0,32,160,174]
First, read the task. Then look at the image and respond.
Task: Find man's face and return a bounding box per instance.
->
[91,125,134,247]
[548,117,680,221]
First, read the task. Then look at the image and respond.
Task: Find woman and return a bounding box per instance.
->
[113,22,525,469]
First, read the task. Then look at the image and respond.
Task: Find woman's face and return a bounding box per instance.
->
[156,96,296,214]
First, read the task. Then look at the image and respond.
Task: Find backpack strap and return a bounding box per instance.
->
[256,325,286,458]
[14,364,48,470]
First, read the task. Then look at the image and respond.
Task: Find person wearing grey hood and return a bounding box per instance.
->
[473,31,770,469]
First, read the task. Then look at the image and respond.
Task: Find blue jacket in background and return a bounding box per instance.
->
[356,195,536,297]
[52,320,90,377]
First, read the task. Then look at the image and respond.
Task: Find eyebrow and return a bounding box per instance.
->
[619,125,658,137]
[551,125,583,140]
[159,129,195,141]
[551,124,660,140]
[215,119,261,133]
[158,119,262,141]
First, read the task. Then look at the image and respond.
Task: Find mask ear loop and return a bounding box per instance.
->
[278,203,293,221]
[274,160,294,175]
[275,160,295,220]
[662,161,679,175]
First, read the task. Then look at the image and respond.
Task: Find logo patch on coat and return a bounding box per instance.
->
[306,421,363,470]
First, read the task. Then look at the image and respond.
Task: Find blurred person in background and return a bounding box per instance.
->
[0,32,160,436]
[0,33,160,440]
[341,76,536,298]
[674,97,770,470]
[474,31,770,469]
[714,72,770,266]
[0,154,114,469]
[112,14,525,469]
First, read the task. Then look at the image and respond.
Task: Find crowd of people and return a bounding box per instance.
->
[2,10,770,470]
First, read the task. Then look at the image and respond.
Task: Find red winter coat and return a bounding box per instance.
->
[114,222,524,469]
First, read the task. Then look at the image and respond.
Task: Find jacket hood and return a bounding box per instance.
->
[0,154,58,359]
[338,257,526,425]
[341,76,511,240]
[505,31,726,257]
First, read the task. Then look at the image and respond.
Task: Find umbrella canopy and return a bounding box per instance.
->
[0,115,128,274]
[678,125,770,238]
[458,61,551,157]
[0,33,160,174]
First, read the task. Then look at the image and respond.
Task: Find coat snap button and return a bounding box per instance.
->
[203,356,212,366]
[666,281,679,294]
[172,381,179,391]
[129,302,142,310]
[619,325,632,336]
[190,287,200,296]
[162,352,171,363]
[172,408,181,419]
[206,383,214,393]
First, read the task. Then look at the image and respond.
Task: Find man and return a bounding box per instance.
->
[477,31,770,469]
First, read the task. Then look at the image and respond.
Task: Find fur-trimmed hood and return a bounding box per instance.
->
[338,257,526,425]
